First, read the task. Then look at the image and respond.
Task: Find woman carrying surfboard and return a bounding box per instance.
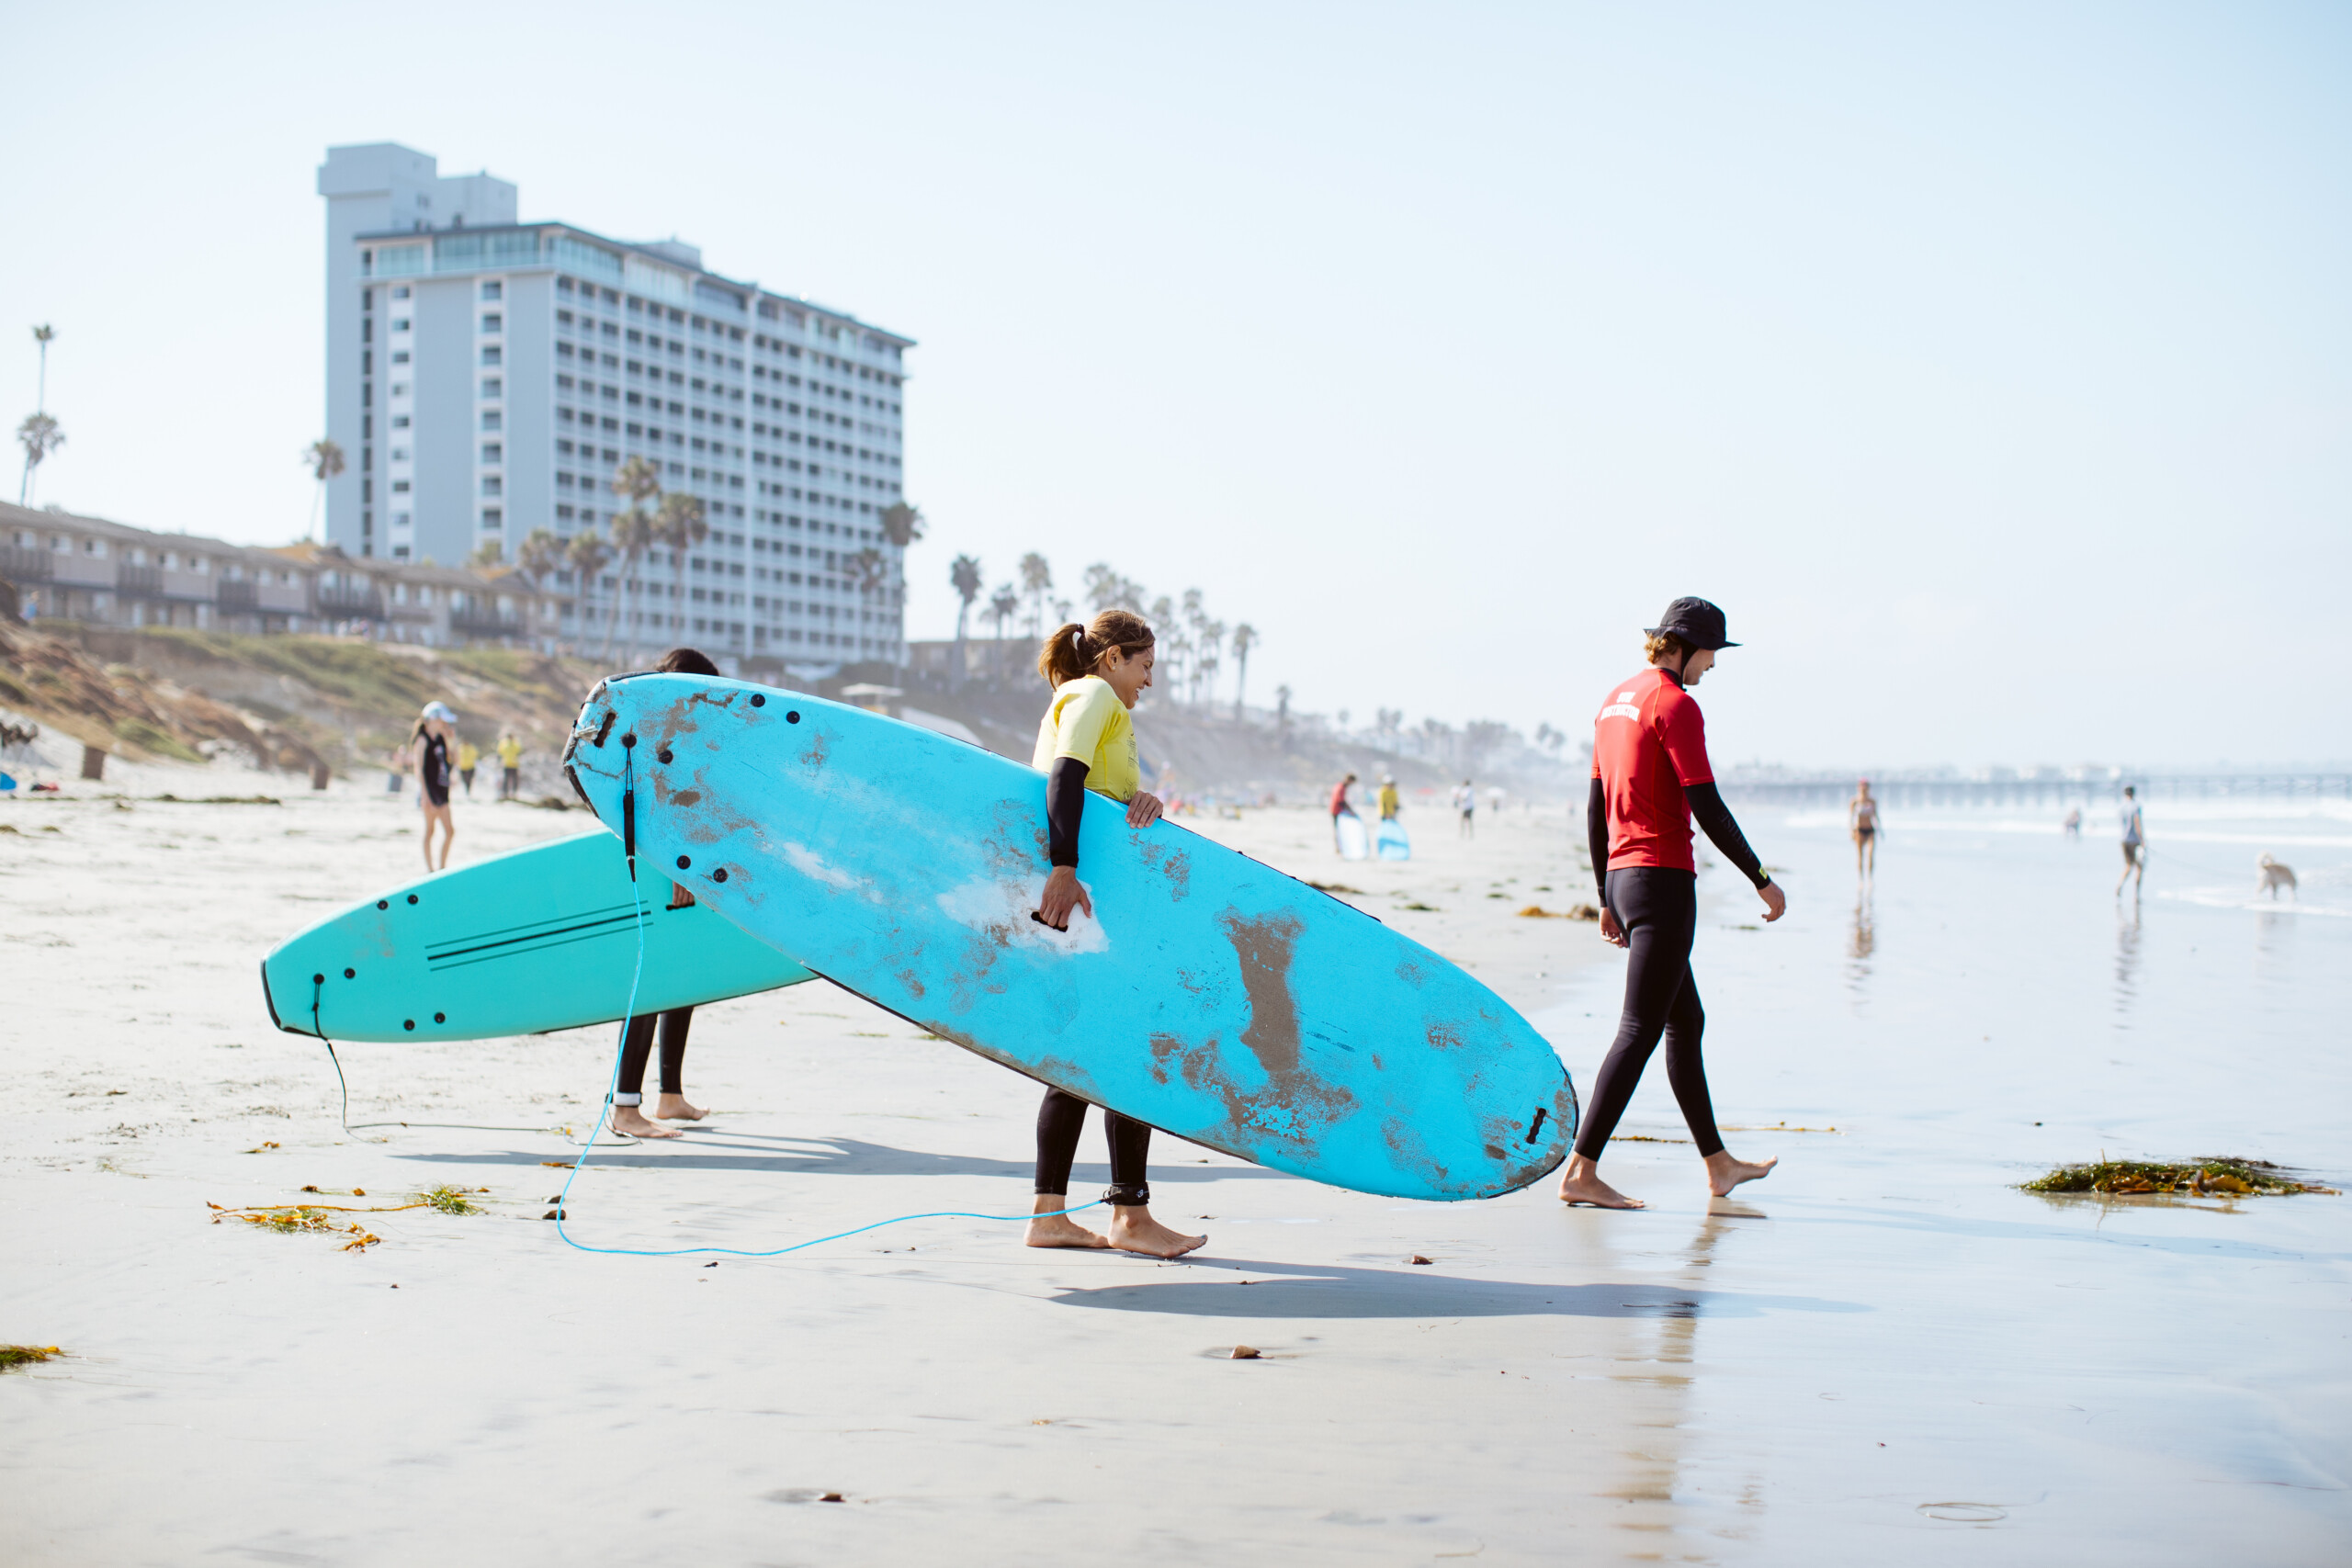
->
[1027,611,1207,1259]
[1560,597,1783,1211]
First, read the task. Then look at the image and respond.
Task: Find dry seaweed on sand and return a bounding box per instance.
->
[207,1184,492,1249]
[2024,1157,2339,1197]
[2,1345,63,1370]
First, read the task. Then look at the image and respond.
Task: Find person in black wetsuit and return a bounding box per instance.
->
[1559,598,1785,1210]
[410,701,458,871]
[608,647,721,1140]
[1023,610,1206,1259]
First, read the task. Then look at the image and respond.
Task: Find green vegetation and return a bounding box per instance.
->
[415,1185,487,1215]
[1,1345,62,1370]
[2025,1158,2338,1197]
[111,716,202,762]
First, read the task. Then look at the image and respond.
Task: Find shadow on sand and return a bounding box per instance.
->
[392,1131,1295,1183]
[1047,1257,1870,1321]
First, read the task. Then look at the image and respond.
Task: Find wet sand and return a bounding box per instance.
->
[2,773,2346,1563]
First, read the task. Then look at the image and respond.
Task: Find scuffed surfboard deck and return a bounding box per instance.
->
[261,829,815,1043]
[563,675,1577,1201]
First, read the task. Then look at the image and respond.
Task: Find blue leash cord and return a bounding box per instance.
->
[551,740,1102,1258]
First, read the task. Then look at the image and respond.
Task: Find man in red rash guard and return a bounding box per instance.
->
[1329,771,1359,852]
[1559,597,1786,1211]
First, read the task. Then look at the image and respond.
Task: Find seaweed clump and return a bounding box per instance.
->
[2,1345,62,1370]
[2025,1158,2338,1197]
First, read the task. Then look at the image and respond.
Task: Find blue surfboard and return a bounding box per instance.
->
[1336,813,1370,861]
[1374,817,1411,861]
[261,830,815,1043]
[561,676,1576,1201]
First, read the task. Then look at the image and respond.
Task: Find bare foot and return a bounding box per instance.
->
[1105,1206,1207,1258]
[1024,1194,1110,1250]
[654,1094,706,1122]
[1705,1150,1777,1197]
[610,1105,681,1140]
[1556,1154,1645,1209]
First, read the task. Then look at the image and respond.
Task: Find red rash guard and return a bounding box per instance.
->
[1329,781,1354,815]
[1591,667,1715,874]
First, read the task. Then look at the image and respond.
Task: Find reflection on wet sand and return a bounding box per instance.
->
[2114,904,2143,1017]
[1600,1204,1769,1552]
[1847,888,1876,987]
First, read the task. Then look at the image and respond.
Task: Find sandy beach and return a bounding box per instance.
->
[3,762,2346,1564]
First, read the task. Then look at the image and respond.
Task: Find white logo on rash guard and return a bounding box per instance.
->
[1600,703,1641,721]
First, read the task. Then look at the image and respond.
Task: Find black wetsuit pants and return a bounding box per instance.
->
[1572,868,1725,1161]
[617,1007,694,1104]
[1035,1088,1152,1206]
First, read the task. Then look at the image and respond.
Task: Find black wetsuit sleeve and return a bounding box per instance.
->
[1687,783,1770,888]
[1587,777,1610,901]
[1046,757,1090,868]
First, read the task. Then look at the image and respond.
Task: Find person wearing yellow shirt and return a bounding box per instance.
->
[496,732,523,799]
[1025,609,1206,1261]
[1377,774,1400,820]
[455,739,481,798]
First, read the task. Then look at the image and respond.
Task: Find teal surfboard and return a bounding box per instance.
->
[261,830,815,1043]
[562,676,1577,1201]
[1375,817,1411,861]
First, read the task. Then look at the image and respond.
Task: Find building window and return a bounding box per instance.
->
[481,378,502,398]
[391,351,411,365]
[481,345,503,367]
[481,443,503,463]
[393,512,412,528]
[481,476,503,497]
[391,479,411,493]
[481,280,503,301]
[393,286,411,300]
[392,318,411,333]
[481,509,503,528]
[481,410,502,432]
[481,313,503,333]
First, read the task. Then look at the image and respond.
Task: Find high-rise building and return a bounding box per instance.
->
[317,141,914,669]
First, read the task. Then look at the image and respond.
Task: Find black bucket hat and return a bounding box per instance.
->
[1646,596,1739,650]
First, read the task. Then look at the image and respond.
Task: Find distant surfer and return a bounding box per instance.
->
[497,730,524,800]
[1329,771,1360,853]
[2116,785,2146,897]
[409,702,458,871]
[456,737,480,798]
[1377,774,1400,822]
[1028,610,1207,1259]
[1849,779,1879,877]
[1454,779,1476,838]
[608,649,723,1140]
[2064,807,2081,839]
[1560,597,1783,1211]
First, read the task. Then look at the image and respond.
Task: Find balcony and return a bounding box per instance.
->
[216,579,258,612]
[115,563,164,598]
[0,544,54,582]
[449,607,525,639]
[315,583,386,619]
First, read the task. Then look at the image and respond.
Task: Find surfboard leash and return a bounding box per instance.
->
[549,730,1105,1259]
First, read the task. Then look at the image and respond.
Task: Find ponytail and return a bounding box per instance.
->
[1036,609,1155,688]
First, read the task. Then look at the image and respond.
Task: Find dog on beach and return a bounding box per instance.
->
[2256,854,2298,899]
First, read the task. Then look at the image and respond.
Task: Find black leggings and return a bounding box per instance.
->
[1035,1088,1153,1207]
[1573,868,1724,1160]
[616,1007,693,1105]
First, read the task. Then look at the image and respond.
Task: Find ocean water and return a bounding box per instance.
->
[1526,795,2351,1557]
[1542,794,2352,1175]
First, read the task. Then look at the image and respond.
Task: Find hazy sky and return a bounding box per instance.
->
[4,3,2346,769]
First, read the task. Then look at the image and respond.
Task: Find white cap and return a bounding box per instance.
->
[421,702,458,722]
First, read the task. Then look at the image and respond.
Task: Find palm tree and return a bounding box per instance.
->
[566,530,613,653]
[655,491,707,558]
[989,583,1019,677]
[469,539,505,568]
[949,554,982,689]
[30,324,54,411]
[303,438,346,543]
[603,457,662,658]
[1228,623,1256,720]
[16,413,62,507]
[1018,552,1053,640]
[879,501,925,548]
[1199,617,1225,710]
[515,526,564,589]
